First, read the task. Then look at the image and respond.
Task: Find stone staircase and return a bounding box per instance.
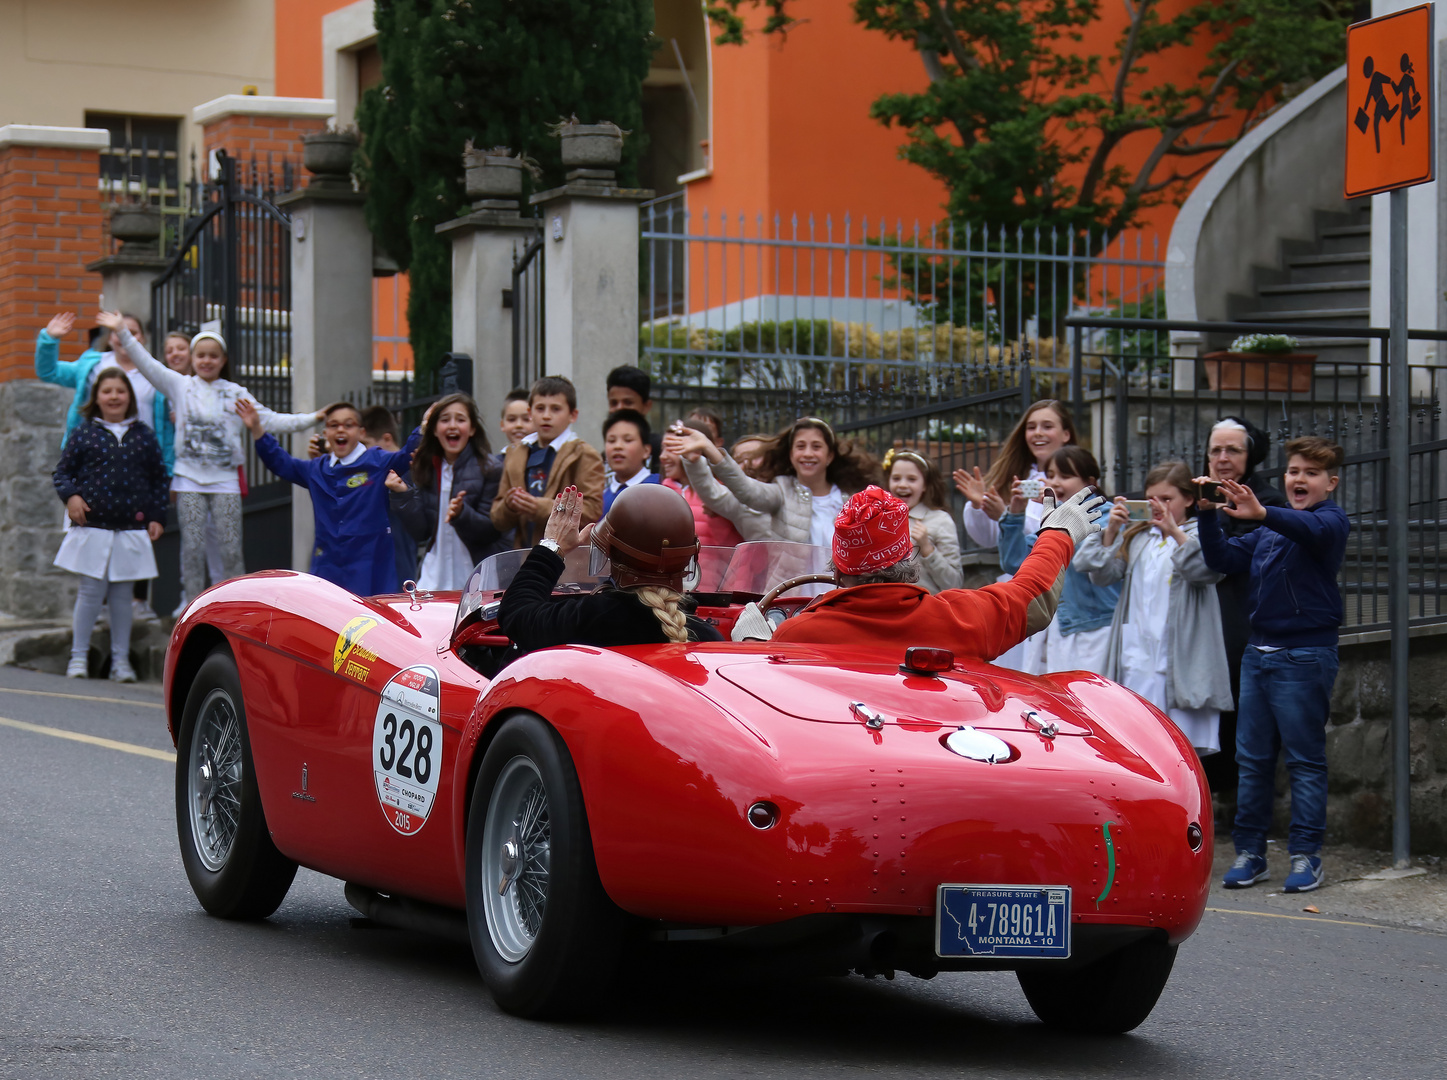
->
[1227,203,1373,372]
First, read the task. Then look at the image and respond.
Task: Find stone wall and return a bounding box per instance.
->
[0,379,74,618]
[1323,632,1447,853]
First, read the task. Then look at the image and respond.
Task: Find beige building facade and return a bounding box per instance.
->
[0,0,275,179]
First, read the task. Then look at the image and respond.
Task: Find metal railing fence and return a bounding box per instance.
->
[638,200,1165,412]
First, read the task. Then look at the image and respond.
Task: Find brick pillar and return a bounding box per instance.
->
[192,95,335,179]
[0,125,110,618]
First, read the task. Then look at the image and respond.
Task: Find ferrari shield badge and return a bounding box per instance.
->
[371,665,443,835]
[334,616,379,678]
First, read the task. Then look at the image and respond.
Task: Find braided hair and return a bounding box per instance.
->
[633,585,689,643]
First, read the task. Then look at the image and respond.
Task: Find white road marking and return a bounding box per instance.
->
[0,715,174,762]
[0,685,164,709]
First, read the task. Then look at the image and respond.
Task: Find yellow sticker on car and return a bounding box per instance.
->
[334,616,379,673]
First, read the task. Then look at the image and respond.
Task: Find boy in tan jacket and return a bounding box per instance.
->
[491,375,605,548]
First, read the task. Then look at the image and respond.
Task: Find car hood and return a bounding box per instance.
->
[715,655,1095,737]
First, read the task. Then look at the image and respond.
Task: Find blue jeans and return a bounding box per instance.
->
[1232,646,1339,856]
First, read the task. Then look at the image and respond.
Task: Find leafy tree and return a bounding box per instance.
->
[708,0,1351,238]
[357,0,654,387]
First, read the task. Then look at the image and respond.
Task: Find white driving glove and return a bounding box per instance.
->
[731,601,775,642]
[1039,488,1109,546]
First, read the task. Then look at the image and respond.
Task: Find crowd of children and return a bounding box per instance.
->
[33,317,1352,890]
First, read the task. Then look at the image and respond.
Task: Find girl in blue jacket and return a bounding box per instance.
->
[35,312,175,472]
[999,446,1121,674]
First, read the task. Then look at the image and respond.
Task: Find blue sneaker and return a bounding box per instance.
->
[1283,854,1324,893]
[1222,852,1269,889]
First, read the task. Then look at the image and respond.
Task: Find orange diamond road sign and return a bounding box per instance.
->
[1346,4,1435,197]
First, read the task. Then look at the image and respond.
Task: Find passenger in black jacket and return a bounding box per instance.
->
[52,368,169,683]
[388,393,509,589]
[1201,416,1288,796]
[499,484,722,654]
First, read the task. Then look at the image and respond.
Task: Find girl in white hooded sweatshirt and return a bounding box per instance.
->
[96,311,321,603]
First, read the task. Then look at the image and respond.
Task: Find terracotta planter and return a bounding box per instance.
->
[302,131,358,179]
[1202,351,1317,393]
[463,151,523,199]
[559,124,624,169]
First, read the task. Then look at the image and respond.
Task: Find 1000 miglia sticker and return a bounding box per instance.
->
[371,665,443,835]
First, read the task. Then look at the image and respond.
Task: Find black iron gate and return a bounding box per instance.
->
[148,149,298,609]
[509,227,545,390]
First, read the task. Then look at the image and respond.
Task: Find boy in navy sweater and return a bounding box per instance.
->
[1197,437,1350,893]
[239,400,424,596]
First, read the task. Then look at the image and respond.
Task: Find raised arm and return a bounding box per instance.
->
[251,431,311,488]
[1194,507,1254,576]
[250,394,322,435]
[1261,504,1350,554]
[938,530,1074,661]
[681,455,778,537]
[1073,529,1126,585]
[35,314,93,388]
[109,322,189,401]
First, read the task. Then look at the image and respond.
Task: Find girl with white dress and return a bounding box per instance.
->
[952,399,1078,669]
[96,312,322,605]
[52,369,170,681]
[883,448,963,593]
[1073,461,1234,755]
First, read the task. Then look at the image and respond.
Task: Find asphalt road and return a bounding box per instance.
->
[1,664,1444,1080]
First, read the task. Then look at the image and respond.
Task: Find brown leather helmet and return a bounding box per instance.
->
[590,483,700,590]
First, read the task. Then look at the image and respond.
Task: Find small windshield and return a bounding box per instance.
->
[455,540,832,639]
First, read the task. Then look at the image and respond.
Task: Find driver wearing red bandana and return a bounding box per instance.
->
[734,484,1106,663]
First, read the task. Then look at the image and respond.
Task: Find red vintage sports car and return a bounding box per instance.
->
[164,541,1211,1032]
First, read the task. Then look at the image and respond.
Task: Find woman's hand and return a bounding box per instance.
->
[446,490,467,523]
[384,470,407,493]
[1216,478,1267,521]
[1191,474,1222,512]
[1103,495,1130,545]
[543,486,584,554]
[952,466,987,508]
[663,425,719,465]
[1007,476,1027,515]
[147,521,163,541]
[980,487,1006,522]
[909,517,935,557]
[94,310,123,331]
[66,494,89,526]
[46,312,75,339]
[234,398,263,436]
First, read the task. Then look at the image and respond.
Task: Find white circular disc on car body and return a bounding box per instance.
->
[371,665,443,835]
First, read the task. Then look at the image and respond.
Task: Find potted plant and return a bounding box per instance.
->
[108,205,161,252]
[552,117,626,170]
[1202,333,1317,393]
[302,127,359,181]
[461,144,539,202]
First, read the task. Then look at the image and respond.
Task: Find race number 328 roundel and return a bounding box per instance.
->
[371,665,443,836]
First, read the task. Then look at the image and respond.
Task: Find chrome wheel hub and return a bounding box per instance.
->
[187,689,243,872]
[481,757,551,963]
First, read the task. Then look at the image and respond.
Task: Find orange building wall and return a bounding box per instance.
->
[274,0,412,373]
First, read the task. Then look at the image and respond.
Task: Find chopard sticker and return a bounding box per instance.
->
[372,665,443,836]
[334,616,379,678]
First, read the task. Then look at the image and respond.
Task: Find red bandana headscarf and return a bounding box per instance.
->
[832,486,912,575]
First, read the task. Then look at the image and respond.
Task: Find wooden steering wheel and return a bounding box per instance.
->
[759,573,837,611]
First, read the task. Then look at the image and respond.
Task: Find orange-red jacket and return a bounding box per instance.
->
[770,529,1073,662]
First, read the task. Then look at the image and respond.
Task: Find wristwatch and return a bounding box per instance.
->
[539,538,561,554]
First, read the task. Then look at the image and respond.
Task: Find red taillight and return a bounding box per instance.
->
[901,646,954,674]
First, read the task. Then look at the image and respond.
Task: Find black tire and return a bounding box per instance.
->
[1017,934,1178,1034]
[175,646,297,919]
[465,714,623,1018]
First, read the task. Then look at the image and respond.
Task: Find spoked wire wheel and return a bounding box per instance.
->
[187,687,244,872]
[481,756,552,962]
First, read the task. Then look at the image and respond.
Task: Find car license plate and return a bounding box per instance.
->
[935,884,1071,959]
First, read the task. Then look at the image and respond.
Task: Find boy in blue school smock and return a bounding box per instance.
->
[238,400,425,596]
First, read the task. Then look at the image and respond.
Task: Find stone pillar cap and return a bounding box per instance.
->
[0,125,110,151]
[192,95,336,126]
